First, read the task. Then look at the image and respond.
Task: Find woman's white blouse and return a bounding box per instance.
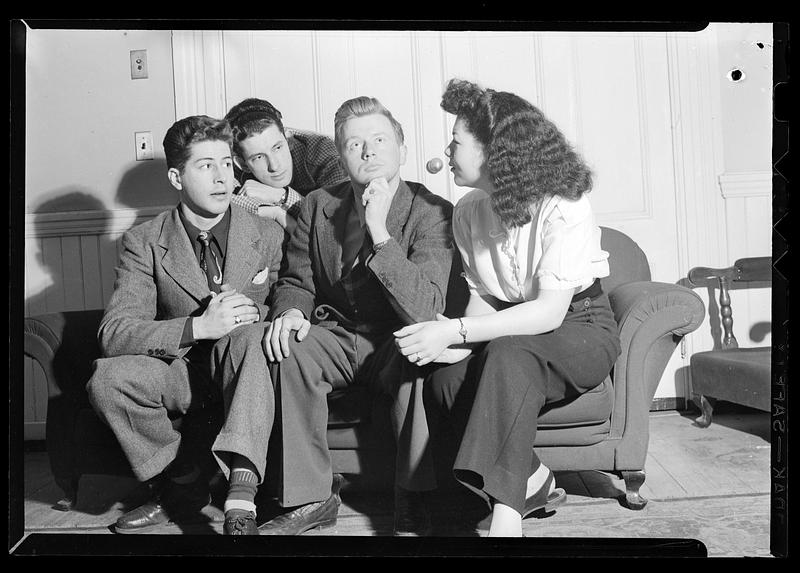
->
[452,189,610,303]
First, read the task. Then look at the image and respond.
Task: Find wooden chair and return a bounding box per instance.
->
[687,257,772,427]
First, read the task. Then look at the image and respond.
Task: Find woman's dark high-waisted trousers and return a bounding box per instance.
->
[424,280,621,514]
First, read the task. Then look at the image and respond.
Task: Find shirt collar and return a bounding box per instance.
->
[179,206,231,256]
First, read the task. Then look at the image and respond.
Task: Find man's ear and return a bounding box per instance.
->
[233,155,251,173]
[398,144,408,166]
[167,167,182,191]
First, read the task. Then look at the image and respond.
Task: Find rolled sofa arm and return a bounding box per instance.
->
[24,310,106,400]
[24,310,106,509]
[607,281,705,468]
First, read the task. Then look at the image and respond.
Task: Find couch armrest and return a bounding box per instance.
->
[607,281,705,467]
[24,310,107,505]
[24,310,105,401]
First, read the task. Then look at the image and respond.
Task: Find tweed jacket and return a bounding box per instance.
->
[268,179,455,332]
[99,203,285,360]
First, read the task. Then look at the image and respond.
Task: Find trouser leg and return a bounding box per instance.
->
[87,353,213,482]
[452,338,550,513]
[211,322,275,483]
[269,325,354,507]
[368,339,437,492]
[426,318,619,514]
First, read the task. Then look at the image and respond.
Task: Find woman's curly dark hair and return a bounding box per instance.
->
[441,79,592,228]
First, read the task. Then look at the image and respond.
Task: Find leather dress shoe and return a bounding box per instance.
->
[223,511,258,535]
[114,480,211,534]
[522,468,566,519]
[393,487,433,536]
[258,475,342,535]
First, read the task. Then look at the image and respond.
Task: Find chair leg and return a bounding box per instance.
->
[694,395,715,428]
[620,470,648,510]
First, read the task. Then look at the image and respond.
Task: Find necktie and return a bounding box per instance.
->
[341,208,365,272]
[198,230,223,293]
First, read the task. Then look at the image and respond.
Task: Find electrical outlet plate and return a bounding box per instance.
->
[135,131,154,161]
[130,49,148,79]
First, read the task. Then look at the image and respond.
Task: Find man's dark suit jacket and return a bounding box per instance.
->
[268,179,455,333]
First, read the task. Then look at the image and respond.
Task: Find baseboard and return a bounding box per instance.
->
[24,422,46,441]
[650,397,687,412]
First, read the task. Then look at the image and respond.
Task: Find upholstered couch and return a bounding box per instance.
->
[23,226,705,512]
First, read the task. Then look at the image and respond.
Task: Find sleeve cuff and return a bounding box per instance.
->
[179,317,196,347]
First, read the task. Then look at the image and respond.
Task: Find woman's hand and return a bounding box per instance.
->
[394,313,460,367]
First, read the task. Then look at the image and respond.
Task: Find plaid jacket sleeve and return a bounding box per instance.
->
[231,191,261,214]
[282,187,305,220]
[286,128,349,193]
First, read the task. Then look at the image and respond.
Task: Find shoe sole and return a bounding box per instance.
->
[300,517,337,534]
[522,488,567,519]
[114,521,175,534]
[114,511,214,534]
[259,516,338,536]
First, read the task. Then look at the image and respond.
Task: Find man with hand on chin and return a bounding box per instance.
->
[86,115,285,534]
[211,96,459,536]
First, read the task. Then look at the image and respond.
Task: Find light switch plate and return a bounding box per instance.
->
[130,49,148,79]
[135,131,154,161]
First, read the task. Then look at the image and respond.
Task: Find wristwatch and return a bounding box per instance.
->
[457,318,468,344]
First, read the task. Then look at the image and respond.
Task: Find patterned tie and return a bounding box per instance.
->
[198,230,223,293]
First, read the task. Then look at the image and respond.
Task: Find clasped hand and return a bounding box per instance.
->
[394,314,471,366]
[195,284,260,340]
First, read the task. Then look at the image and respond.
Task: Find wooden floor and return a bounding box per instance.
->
[11,407,775,558]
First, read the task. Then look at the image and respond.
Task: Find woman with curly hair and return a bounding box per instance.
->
[394,79,621,536]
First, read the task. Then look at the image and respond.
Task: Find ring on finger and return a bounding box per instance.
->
[234,315,241,324]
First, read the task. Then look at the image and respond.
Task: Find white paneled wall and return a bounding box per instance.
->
[23,207,167,439]
[24,27,773,439]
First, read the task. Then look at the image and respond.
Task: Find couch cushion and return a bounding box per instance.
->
[326,375,615,450]
[538,375,614,427]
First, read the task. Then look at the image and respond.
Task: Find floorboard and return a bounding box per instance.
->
[12,408,775,557]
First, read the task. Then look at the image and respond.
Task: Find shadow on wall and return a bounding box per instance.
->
[26,191,112,313]
[115,158,172,209]
[26,158,174,313]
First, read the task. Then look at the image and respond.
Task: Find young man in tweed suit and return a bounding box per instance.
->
[86,115,285,534]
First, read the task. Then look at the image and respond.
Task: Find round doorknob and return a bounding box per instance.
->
[426,157,444,174]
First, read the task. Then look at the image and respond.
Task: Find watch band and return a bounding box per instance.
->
[457,318,468,344]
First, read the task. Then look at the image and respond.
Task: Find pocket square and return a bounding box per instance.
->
[252,267,270,285]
